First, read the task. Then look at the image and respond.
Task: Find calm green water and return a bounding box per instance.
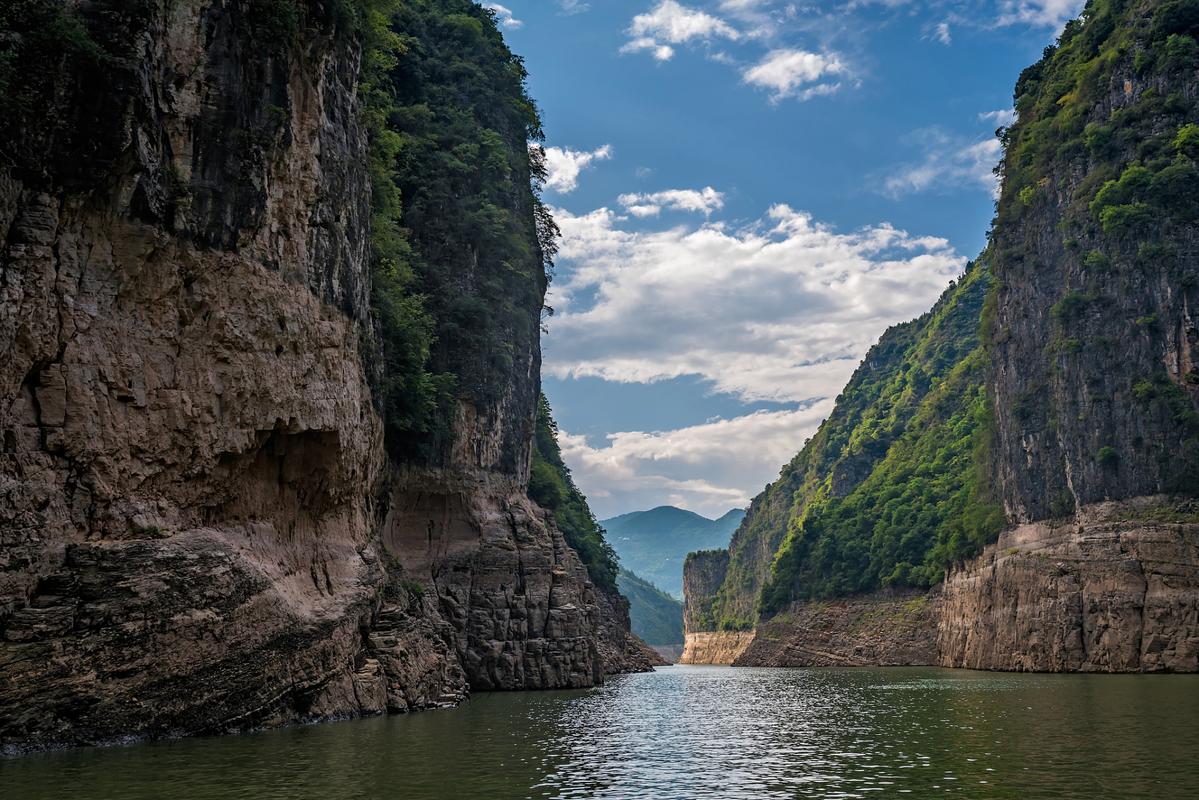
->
[3,665,1198,799]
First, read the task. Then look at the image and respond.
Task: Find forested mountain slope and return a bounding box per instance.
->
[616,570,685,647]
[601,505,744,599]
[693,262,997,630]
[686,0,1199,672]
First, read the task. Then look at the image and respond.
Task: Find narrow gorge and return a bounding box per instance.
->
[683,0,1199,672]
[3,0,1199,776]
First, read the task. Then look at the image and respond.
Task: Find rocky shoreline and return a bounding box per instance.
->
[684,499,1199,673]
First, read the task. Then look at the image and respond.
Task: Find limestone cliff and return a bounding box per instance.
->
[0,0,649,753]
[679,631,755,665]
[681,550,729,632]
[937,498,1199,672]
[716,499,1198,671]
[685,0,1199,672]
[939,0,1199,671]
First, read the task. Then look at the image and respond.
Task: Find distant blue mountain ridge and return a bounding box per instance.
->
[601,506,745,600]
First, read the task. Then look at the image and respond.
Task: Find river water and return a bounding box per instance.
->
[4,665,1197,798]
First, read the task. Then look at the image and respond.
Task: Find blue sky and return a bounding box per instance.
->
[486,0,1081,518]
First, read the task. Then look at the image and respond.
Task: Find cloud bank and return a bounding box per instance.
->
[545,203,965,404]
[560,405,834,518]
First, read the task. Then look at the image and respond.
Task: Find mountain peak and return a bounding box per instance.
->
[600,506,747,598]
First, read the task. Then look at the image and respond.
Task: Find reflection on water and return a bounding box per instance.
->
[3,666,1197,799]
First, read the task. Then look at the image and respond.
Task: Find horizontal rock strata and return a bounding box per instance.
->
[0,0,650,754]
[938,499,1199,672]
[679,631,756,665]
[690,499,1199,673]
[736,592,938,668]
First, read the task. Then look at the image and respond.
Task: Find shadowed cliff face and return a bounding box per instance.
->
[988,0,1199,521]
[0,0,649,753]
[682,550,730,633]
[0,0,386,750]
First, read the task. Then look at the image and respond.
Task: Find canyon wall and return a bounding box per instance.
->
[937,499,1199,672]
[681,550,729,633]
[0,0,649,753]
[679,632,756,665]
[709,499,1198,672]
[685,0,1199,672]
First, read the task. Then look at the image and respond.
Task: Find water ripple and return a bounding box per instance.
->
[2,666,1197,799]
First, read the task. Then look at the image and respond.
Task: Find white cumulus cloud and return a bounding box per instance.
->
[560,406,834,518]
[622,37,677,61]
[544,203,965,403]
[621,1,740,61]
[617,186,725,217]
[882,131,1002,199]
[742,49,848,101]
[482,2,522,29]
[540,144,613,193]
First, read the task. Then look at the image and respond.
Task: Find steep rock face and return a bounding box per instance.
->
[382,472,657,690]
[0,0,647,753]
[729,498,1198,672]
[735,593,938,668]
[933,0,1199,671]
[682,549,729,632]
[0,0,392,750]
[684,0,1199,673]
[938,498,1199,671]
[680,550,756,664]
[595,580,667,671]
[679,631,755,665]
[989,0,1199,520]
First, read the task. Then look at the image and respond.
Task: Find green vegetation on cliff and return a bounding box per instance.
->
[0,2,105,109]
[999,0,1199,234]
[358,0,557,460]
[616,570,684,646]
[760,262,1001,615]
[991,0,1199,509]
[1,0,554,466]
[700,262,1001,628]
[693,0,1199,629]
[529,395,620,589]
